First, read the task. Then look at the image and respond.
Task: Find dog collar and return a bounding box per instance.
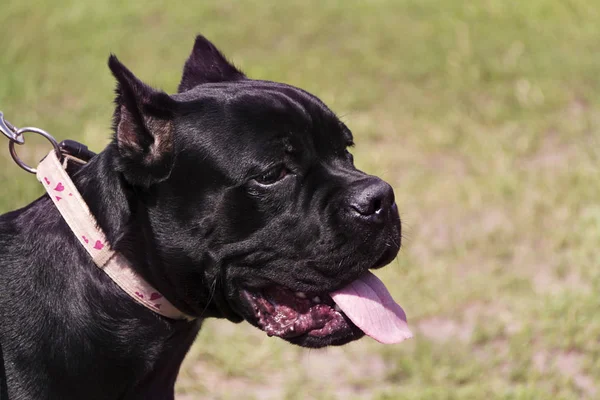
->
[36,150,193,321]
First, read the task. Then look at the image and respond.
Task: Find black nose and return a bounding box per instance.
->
[348,177,395,220]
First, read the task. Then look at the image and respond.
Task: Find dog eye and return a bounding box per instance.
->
[254,166,288,185]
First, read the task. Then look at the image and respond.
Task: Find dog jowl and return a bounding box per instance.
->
[0,35,410,399]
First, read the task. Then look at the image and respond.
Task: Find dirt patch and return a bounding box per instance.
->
[179,337,392,400]
[409,206,513,261]
[417,301,520,344]
[423,151,469,177]
[533,270,592,295]
[418,317,472,342]
[519,130,579,171]
[534,350,597,397]
[179,358,283,400]
[299,346,389,399]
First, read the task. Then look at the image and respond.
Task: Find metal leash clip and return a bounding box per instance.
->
[1,110,62,174]
[0,111,24,144]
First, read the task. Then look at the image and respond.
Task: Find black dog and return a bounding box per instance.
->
[0,35,404,399]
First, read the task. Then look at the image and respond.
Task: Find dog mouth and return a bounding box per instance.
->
[242,272,412,346]
[243,288,351,340]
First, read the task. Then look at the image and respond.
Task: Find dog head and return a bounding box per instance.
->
[108,35,406,348]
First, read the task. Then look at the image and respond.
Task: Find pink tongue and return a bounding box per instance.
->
[330,271,412,344]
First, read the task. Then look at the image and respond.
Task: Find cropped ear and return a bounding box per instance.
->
[177,35,246,93]
[109,55,177,187]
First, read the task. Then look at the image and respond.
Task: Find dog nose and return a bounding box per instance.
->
[348,177,395,220]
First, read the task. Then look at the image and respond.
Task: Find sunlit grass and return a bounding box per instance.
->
[1,0,599,399]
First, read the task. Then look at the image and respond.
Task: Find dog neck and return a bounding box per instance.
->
[59,143,237,322]
[51,145,201,318]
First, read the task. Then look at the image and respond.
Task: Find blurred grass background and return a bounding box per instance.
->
[1,1,599,399]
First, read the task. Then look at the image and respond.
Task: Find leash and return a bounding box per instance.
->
[1,111,192,321]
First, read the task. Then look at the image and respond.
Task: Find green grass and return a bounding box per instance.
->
[1,0,599,399]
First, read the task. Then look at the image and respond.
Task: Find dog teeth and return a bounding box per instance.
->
[312,296,321,303]
[295,292,307,299]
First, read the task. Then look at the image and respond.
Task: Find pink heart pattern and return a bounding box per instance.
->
[44,177,51,185]
[55,196,62,202]
[81,235,89,243]
[54,182,64,192]
[149,293,163,301]
[93,240,104,250]
[133,292,164,311]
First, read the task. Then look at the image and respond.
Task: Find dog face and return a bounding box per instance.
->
[109,36,402,348]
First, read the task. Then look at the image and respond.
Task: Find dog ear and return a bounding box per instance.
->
[177,35,246,93]
[108,55,177,187]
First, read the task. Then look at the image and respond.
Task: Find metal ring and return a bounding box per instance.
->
[8,127,61,174]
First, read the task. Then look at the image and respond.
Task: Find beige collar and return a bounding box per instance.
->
[36,150,192,321]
